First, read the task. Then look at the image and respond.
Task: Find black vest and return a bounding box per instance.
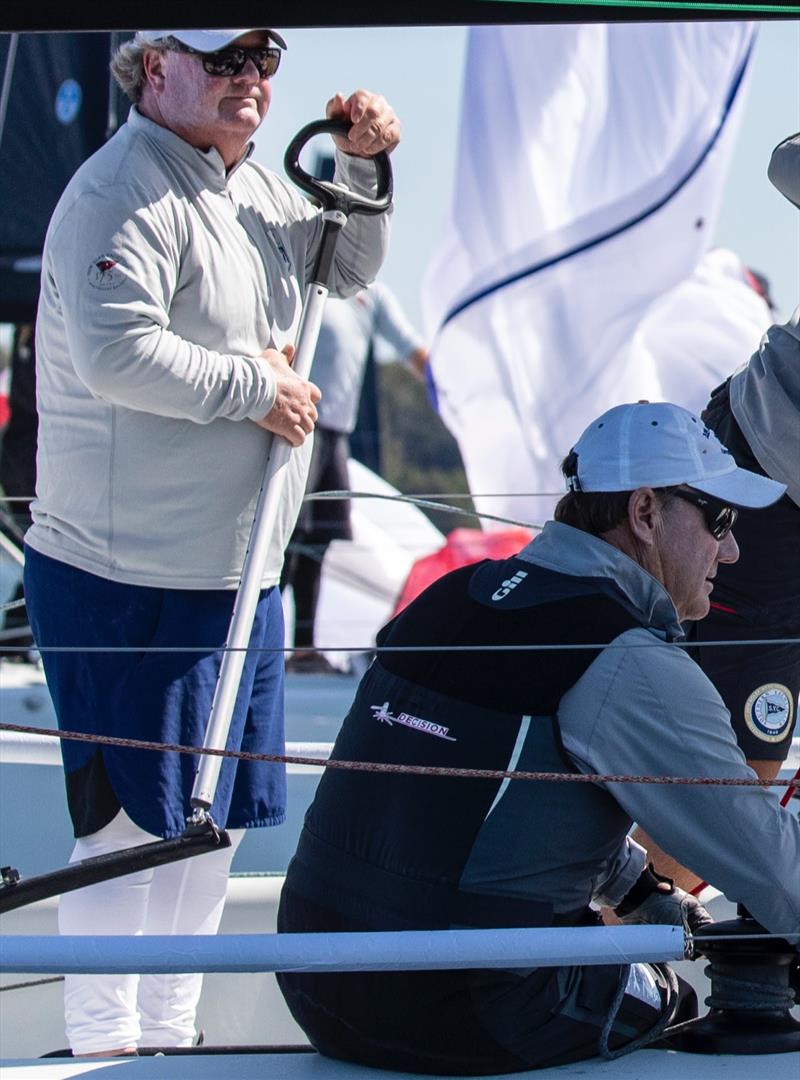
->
[286,557,642,930]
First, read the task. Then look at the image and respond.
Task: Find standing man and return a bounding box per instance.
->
[278,402,798,1074]
[24,27,400,1056]
[282,281,428,673]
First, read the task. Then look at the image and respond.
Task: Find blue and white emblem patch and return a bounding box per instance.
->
[743,683,793,743]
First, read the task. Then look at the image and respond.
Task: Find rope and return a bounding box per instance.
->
[599,962,681,1060]
[705,960,797,1012]
[0,720,795,788]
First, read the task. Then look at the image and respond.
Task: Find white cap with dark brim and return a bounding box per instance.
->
[567,401,786,509]
[138,28,288,52]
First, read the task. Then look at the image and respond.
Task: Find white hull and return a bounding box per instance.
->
[1,662,798,1075]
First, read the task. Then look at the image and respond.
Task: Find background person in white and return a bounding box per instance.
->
[282,280,428,672]
[25,27,400,1056]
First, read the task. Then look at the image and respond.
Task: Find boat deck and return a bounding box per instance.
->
[2,1047,798,1080]
[1,662,798,1076]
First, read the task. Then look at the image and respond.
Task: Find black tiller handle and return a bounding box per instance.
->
[284,118,393,215]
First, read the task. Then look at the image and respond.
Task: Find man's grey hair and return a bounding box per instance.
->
[110,33,171,104]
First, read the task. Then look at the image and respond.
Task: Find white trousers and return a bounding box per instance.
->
[59,809,243,1055]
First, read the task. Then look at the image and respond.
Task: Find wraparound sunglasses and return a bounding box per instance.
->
[166,40,282,79]
[671,488,738,541]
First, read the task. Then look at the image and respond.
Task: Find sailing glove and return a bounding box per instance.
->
[614,863,713,935]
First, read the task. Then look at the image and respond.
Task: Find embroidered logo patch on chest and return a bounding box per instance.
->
[370,701,457,742]
[87,254,125,291]
[743,683,794,743]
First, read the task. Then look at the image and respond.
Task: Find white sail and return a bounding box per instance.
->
[423,23,771,526]
[285,460,444,667]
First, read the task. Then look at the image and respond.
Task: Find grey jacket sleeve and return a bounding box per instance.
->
[592,835,648,909]
[559,627,800,935]
[729,307,800,506]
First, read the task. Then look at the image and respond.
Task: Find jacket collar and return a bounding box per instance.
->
[517,521,684,640]
[129,107,254,187]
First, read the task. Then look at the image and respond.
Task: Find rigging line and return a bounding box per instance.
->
[376,493,563,500]
[1,720,796,788]
[0,598,26,613]
[436,37,754,331]
[0,976,64,993]
[0,522,26,563]
[0,489,543,533]
[0,492,561,503]
[3,637,799,656]
[305,491,542,531]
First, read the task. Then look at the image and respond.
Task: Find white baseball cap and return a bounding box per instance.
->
[565,401,786,508]
[138,28,288,51]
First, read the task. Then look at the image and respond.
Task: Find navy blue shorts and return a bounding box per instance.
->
[24,546,287,838]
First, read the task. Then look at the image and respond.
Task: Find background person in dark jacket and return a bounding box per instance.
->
[637,132,800,892]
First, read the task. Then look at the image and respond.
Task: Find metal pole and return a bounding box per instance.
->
[189,214,343,815]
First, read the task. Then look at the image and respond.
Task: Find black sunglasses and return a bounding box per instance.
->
[671,488,738,541]
[167,39,282,79]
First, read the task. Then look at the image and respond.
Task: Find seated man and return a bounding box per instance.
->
[277,401,798,1075]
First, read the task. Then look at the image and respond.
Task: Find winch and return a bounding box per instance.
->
[663,905,800,1054]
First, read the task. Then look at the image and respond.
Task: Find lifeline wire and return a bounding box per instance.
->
[2,636,799,655]
[0,720,797,789]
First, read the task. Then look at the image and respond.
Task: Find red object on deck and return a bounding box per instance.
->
[0,368,11,428]
[393,526,535,617]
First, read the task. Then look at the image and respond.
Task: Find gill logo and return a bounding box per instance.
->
[491,569,528,602]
